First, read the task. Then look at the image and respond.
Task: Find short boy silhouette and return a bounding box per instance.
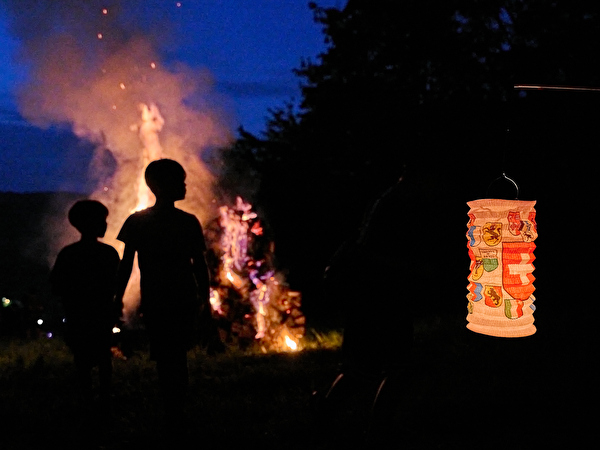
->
[50,200,120,409]
[114,159,213,429]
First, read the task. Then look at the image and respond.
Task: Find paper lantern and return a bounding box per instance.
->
[466,199,537,337]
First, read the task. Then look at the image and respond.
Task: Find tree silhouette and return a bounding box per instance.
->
[218,1,600,325]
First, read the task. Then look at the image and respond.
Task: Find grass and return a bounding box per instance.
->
[0,316,588,450]
[0,328,344,450]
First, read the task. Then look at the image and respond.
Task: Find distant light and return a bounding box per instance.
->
[46,332,53,339]
[176,2,182,7]
[102,8,108,15]
[1,297,11,308]
[119,83,126,90]
[37,319,44,326]
[97,33,103,39]
[112,326,121,334]
[150,62,157,69]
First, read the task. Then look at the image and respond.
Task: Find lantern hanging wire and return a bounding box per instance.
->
[486,171,519,199]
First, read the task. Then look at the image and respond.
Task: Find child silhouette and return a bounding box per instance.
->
[50,200,120,411]
[114,159,214,430]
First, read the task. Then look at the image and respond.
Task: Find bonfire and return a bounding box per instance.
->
[207,197,305,352]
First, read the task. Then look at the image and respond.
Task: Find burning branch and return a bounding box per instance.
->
[208,197,305,352]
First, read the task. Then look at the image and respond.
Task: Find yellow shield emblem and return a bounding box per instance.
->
[482,222,502,246]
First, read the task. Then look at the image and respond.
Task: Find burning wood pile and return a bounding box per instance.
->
[206,197,304,352]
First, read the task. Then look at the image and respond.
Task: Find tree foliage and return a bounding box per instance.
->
[217,0,600,322]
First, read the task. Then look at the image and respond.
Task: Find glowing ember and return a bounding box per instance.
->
[285,335,298,351]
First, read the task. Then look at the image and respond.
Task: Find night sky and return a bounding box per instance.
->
[0,1,344,193]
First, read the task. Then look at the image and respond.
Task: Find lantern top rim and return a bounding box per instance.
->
[467,198,537,207]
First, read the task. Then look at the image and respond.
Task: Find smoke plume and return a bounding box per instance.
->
[5,0,234,316]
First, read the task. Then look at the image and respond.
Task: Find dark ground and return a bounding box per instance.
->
[0,312,589,450]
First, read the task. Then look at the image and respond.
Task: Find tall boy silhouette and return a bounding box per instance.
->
[115,159,212,428]
[50,200,120,410]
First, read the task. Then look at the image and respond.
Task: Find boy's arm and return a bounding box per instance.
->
[114,244,135,319]
[192,250,210,308]
[192,248,224,354]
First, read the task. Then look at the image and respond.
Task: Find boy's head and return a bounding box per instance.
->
[68,200,109,238]
[144,159,187,201]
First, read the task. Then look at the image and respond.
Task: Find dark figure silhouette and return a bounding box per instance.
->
[114,159,213,432]
[319,173,417,448]
[50,200,120,414]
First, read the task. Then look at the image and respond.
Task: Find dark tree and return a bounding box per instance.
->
[218,0,600,325]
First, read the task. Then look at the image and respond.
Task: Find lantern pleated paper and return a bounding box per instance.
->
[466,199,537,337]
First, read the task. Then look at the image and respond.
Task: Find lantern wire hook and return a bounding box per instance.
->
[486,171,519,199]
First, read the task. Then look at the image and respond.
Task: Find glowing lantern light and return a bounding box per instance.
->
[466,199,537,337]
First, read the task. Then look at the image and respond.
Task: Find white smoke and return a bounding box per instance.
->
[4,1,235,315]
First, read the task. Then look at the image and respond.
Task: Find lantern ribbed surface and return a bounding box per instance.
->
[466,199,537,337]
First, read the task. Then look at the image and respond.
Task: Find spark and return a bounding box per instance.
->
[119,83,126,90]
[102,8,108,15]
[97,33,103,39]
[150,62,157,69]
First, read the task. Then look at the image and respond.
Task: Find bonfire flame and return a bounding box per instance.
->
[285,335,298,351]
[129,102,164,213]
[210,197,305,352]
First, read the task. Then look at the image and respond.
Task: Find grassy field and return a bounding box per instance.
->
[0,315,587,450]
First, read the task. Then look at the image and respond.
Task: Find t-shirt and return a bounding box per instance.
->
[117,206,207,314]
[50,240,120,353]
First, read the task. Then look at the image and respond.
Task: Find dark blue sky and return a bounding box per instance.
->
[0,1,344,193]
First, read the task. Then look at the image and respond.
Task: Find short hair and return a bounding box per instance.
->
[68,200,108,234]
[144,159,186,194]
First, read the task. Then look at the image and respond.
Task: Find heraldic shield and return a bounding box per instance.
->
[466,199,537,337]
